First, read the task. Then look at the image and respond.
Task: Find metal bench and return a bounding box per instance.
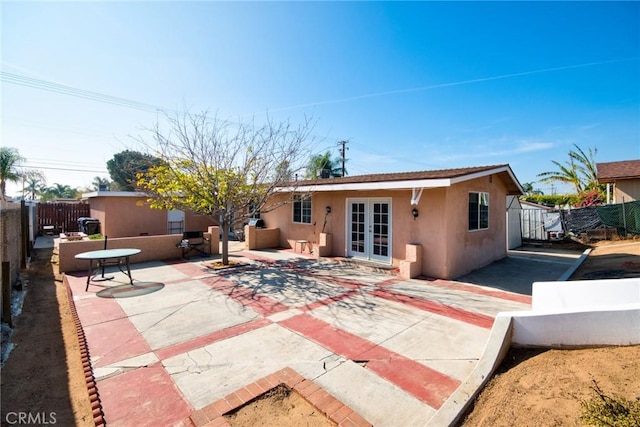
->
[178,231,209,259]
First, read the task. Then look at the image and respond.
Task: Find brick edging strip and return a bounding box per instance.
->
[188,367,372,427]
[64,280,106,426]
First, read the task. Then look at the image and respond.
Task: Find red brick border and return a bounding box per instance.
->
[65,281,106,426]
[187,367,372,427]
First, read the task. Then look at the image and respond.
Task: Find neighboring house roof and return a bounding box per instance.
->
[597,160,640,183]
[506,194,523,210]
[520,200,553,210]
[278,164,524,195]
[82,191,148,199]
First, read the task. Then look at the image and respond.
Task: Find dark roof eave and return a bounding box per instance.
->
[277,164,524,194]
[597,160,640,182]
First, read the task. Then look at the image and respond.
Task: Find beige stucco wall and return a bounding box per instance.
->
[0,201,21,289]
[244,226,280,250]
[262,174,509,279]
[88,195,216,238]
[58,231,216,273]
[614,179,640,203]
[442,176,508,279]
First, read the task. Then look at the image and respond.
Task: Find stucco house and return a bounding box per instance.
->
[597,159,640,204]
[82,191,217,238]
[260,164,524,280]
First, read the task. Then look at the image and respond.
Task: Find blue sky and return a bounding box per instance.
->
[2,1,639,197]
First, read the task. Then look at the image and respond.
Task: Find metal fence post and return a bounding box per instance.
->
[621,197,627,236]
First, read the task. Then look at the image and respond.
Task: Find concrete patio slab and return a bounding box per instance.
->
[62,246,548,427]
[119,281,260,350]
[164,323,336,410]
[386,280,531,317]
[455,248,581,295]
[315,360,437,427]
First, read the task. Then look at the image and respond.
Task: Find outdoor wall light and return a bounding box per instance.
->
[325,206,332,214]
[412,208,419,220]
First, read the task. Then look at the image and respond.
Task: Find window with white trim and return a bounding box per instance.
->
[293,194,312,224]
[469,192,489,230]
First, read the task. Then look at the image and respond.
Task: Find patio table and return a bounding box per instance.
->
[75,248,141,291]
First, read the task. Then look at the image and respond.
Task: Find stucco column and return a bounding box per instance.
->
[207,226,220,255]
[245,225,257,250]
[399,244,423,279]
[317,233,333,257]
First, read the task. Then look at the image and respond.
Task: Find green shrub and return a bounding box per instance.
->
[581,380,640,426]
[87,233,104,240]
[521,194,572,208]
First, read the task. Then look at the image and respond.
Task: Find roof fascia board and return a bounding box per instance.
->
[449,165,524,194]
[275,165,524,194]
[82,191,148,198]
[449,165,505,185]
[276,178,452,193]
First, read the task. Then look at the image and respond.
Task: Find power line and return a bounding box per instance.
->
[1,71,166,113]
[2,71,335,144]
[21,163,108,174]
[7,116,119,138]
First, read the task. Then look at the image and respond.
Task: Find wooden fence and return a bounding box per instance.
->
[36,202,90,235]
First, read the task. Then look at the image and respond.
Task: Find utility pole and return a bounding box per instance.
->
[338,140,348,177]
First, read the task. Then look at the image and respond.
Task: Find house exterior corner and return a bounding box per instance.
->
[262,165,521,280]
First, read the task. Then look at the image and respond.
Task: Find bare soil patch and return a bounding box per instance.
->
[224,384,336,427]
[0,247,94,427]
[570,238,640,280]
[461,345,640,426]
[461,238,640,426]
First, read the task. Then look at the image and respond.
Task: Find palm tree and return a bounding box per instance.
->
[522,182,534,195]
[568,144,599,189]
[305,151,344,179]
[46,183,79,199]
[23,170,47,200]
[537,144,599,194]
[0,147,25,201]
[92,176,111,191]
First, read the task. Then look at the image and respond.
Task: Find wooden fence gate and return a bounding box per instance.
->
[36,202,90,235]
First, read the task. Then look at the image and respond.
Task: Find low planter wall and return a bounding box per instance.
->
[507,306,640,347]
[432,277,640,426]
[58,231,216,273]
[532,277,640,311]
[244,226,280,250]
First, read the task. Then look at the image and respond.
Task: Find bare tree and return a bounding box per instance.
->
[136,110,316,264]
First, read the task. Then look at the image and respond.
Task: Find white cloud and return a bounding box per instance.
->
[514,141,555,153]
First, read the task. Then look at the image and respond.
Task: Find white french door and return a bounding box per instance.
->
[347,198,391,263]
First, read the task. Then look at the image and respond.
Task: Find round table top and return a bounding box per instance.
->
[75,248,141,260]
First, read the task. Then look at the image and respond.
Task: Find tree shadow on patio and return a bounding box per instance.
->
[211,258,385,319]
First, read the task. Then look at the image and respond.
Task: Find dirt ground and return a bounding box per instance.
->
[224,384,336,427]
[0,247,95,427]
[1,238,638,427]
[461,238,640,427]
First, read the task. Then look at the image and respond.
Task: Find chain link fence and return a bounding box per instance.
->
[561,200,640,237]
